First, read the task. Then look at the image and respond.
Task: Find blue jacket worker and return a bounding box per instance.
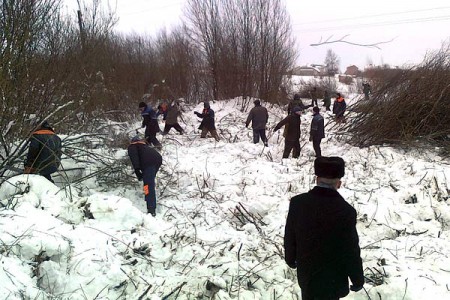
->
[24,120,62,183]
[284,157,364,300]
[128,136,162,216]
[309,106,325,157]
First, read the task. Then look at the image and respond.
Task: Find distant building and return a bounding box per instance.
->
[291,65,322,76]
[338,75,353,84]
[345,65,360,76]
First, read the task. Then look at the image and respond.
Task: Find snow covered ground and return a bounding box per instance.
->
[1,96,450,299]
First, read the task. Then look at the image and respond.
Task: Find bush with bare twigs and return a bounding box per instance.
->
[344,42,450,154]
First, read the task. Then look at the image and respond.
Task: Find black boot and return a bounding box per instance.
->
[147,208,156,217]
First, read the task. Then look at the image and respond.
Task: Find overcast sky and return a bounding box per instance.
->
[66,0,450,70]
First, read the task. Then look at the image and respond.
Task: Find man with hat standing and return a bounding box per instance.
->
[284,157,364,299]
[128,136,162,216]
[245,99,269,146]
[309,106,325,157]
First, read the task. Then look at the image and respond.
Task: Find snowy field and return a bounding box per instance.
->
[1,96,450,299]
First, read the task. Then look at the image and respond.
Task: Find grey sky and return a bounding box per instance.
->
[68,0,450,70]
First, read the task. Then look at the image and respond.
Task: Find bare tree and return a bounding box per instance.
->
[184,0,296,104]
[324,48,340,76]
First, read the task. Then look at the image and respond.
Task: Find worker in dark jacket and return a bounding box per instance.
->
[288,94,312,115]
[162,100,184,135]
[332,93,346,123]
[310,87,318,107]
[128,136,162,216]
[24,121,62,183]
[194,102,220,141]
[309,106,325,157]
[139,101,162,150]
[362,82,371,100]
[323,90,331,111]
[284,157,365,300]
[274,106,302,158]
[245,99,269,146]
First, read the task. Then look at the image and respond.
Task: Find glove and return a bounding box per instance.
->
[24,166,35,174]
[350,285,363,292]
[309,136,312,142]
[194,111,200,116]
[245,123,249,128]
[287,262,297,269]
[134,169,143,181]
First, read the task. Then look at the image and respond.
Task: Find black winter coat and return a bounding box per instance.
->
[274,114,301,141]
[284,186,364,298]
[128,141,162,172]
[25,129,62,175]
[333,98,346,117]
[195,108,216,130]
[246,105,268,130]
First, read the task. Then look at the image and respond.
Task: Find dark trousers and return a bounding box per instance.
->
[283,139,300,158]
[312,137,322,157]
[146,133,161,149]
[201,128,220,141]
[311,99,318,107]
[41,173,54,183]
[142,166,157,213]
[163,123,183,134]
[301,289,339,300]
[252,129,268,145]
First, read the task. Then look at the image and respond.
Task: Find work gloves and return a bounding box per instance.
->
[350,285,364,292]
[194,111,201,117]
[24,166,35,174]
[134,169,143,181]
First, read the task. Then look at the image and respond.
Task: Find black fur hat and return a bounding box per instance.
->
[138,101,147,108]
[314,156,345,179]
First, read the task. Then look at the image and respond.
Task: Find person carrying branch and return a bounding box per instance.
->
[284,156,365,300]
[24,120,62,183]
[162,99,184,135]
[128,136,162,216]
[245,99,269,146]
[274,106,302,158]
[194,101,220,141]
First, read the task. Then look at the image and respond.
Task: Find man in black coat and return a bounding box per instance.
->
[284,157,364,300]
[194,102,220,141]
[24,121,62,183]
[288,94,312,115]
[139,101,162,150]
[309,106,325,157]
[128,136,162,216]
[245,100,269,146]
[274,106,302,158]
